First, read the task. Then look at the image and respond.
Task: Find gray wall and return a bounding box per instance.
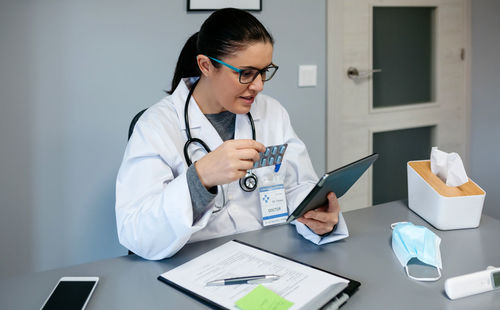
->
[0,1,326,277]
[470,0,500,220]
[4,0,496,279]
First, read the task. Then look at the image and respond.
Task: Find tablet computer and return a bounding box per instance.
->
[286,153,378,223]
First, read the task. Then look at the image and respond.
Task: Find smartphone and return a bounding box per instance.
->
[40,276,99,310]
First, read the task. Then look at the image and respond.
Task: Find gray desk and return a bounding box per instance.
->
[1,200,499,309]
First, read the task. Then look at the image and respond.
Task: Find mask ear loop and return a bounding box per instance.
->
[405,265,442,282]
[390,221,410,229]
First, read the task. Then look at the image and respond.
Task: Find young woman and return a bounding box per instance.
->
[115,8,347,259]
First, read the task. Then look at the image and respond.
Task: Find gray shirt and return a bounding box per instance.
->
[186,111,236,223]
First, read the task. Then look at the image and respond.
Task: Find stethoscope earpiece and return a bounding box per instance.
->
[239,171,258,192]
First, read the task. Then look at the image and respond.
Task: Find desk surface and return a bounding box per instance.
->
[1,200,500,309]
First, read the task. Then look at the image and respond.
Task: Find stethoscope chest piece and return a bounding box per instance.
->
[239,171,258,192]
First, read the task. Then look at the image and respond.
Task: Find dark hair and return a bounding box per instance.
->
[168,8,274,94]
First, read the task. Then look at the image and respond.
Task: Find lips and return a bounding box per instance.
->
[239,95,255,104]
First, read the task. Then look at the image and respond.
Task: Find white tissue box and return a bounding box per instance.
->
[407,160,486,230]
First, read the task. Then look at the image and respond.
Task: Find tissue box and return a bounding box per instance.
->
[407,160,486,230]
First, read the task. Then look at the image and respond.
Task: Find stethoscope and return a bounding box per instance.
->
[183,79,258,193]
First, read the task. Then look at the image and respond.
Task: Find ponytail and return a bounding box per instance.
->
[168,32,201,94]
[168,8,274,95]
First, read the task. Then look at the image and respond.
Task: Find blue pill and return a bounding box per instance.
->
[279,145,286,154]
[269,157,275,165]
[253,161,259,169]
[276,155,282,164]
[261,158,267,166]
[271,146,278,155]
[264,148,270,156]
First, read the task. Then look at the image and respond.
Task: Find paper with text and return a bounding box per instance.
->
[159,241,349,309]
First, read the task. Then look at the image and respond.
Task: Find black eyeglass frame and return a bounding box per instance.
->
[208,56,279,84]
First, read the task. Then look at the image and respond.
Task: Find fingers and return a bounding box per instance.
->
[303,208,339,225]
[297,217,336,236]
[235,159,256,172]
[195,140,266,188]
[225,139,265,164]
[237,148,261,163]
[231,139,266,153]
[229,169,249,180]
[326,192,340,213]
[297,192,340,235]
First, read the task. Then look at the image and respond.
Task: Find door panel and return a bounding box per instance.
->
[372,126,434,205]
[373,7,434,107]
[327,0,469,211]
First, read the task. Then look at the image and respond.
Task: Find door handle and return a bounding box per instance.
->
[347,67,382,79]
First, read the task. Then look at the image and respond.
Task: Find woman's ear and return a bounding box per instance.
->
[197,55,212,77]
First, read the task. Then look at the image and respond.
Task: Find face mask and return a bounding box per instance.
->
[391,222,442,281]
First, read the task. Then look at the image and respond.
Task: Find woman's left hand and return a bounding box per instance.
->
[297,192,340,235]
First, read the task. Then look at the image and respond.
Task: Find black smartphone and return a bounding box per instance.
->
[40,277,99,310]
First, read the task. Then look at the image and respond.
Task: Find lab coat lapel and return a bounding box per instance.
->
[234,98,262,141]
[188,97,224,154]
[172,79,223,164]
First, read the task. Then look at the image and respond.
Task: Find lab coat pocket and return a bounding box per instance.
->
[253,160,288,181]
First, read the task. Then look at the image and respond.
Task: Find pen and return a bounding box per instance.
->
[274,163,281,173]
[323,293,349,310]
[206,274,280,286]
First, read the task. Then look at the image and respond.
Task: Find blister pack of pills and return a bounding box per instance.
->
[253,143,288,169]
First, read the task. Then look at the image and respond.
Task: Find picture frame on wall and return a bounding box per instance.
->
[187,0,262,12]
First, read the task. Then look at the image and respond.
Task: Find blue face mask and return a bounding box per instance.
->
[391,222,442,281]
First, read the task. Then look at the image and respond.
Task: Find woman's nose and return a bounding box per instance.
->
[248,74,264,92]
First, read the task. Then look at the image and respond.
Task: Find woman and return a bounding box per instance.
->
[116,8,348,259]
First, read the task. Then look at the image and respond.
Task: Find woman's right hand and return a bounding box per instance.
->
[195,139,265,188]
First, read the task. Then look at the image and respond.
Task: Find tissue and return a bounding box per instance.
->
[430,147,468,187]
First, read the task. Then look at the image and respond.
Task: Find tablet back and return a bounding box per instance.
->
[287,153,379,222]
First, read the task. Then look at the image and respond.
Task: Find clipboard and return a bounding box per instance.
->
[287,153,379,223]
[158,240,360,309]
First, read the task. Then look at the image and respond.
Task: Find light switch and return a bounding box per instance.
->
[298,65,317,87]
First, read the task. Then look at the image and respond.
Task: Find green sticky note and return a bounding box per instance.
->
[235,285,294,310]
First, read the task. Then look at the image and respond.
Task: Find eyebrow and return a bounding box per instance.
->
[240,63,274,70]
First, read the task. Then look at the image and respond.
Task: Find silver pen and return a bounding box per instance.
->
[206,274,280,286]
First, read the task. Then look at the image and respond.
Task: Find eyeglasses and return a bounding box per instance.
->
[208,56,279,84]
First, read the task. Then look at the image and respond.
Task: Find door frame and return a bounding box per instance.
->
[326,0,471,207]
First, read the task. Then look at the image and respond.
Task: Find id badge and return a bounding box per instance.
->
[259,174,288,226]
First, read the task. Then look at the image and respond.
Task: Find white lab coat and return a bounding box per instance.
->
[116,79,348,260]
